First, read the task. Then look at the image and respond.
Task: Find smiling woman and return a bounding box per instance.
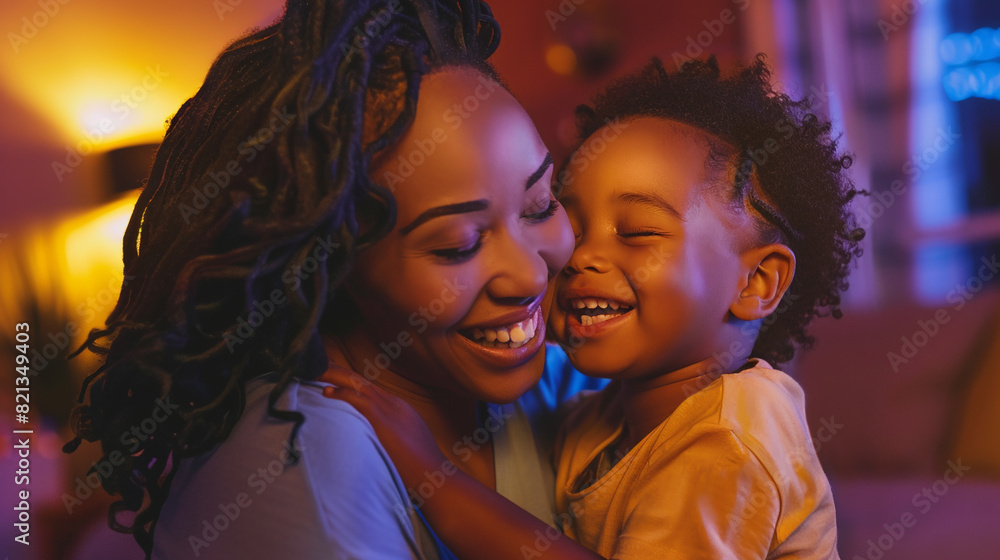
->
[343,72,568,406]
[63,0,600,558]
[320,64,573,499]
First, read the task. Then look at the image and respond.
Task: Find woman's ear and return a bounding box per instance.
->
[730,243,796,321]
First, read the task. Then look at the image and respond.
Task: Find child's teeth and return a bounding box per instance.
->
[473,328,484,340]
[573,300,586,309]
[485,329,497,342]
[609,302,619,310]
[585,298,598,309]
[525,320,535,340]
[509,326,526,343]
[581,315,593,326]
[597,300,608,309]
[496,329,510,343]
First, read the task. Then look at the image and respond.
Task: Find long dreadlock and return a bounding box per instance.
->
[63,0,501,553]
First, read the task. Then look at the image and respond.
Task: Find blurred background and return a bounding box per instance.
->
[1,0,998,558]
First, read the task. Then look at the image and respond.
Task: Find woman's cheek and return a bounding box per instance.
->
[538,208,575,276]
[426,276,474,327]
[352,262,442,327]
[399,266,481,331]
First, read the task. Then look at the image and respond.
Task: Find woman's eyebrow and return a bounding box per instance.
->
[617,191,686,221]
[525,153,554,191]
[399,199,490,235]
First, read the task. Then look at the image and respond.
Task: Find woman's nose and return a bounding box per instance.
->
[485,235,549,303]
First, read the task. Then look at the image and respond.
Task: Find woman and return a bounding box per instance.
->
[66,1,596,558]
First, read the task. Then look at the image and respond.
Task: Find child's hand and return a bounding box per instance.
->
[320,368,606,560]
[319,365,448,487]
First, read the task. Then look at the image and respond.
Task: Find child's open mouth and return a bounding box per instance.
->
[569,297,634,326]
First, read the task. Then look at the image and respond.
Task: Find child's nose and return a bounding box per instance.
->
[564,235,612,275]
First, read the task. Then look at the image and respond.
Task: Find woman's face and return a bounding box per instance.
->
[345,67,573,404]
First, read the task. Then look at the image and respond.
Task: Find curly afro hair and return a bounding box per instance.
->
[562,54,865,365]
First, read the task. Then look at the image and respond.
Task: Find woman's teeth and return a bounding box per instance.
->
[467,313,539,349]
[569,297,633,326]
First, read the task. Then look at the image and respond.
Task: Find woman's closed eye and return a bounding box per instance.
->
[522,198,560,222]
[430,236,484,263]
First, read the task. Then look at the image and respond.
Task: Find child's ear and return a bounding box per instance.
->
[730,244,796,321]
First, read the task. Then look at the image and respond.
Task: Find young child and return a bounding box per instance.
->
[324,55,863,559]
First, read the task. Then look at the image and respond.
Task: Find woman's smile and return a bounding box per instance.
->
[454,302,546,368]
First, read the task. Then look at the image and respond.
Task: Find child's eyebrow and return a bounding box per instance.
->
[617,192,686,221]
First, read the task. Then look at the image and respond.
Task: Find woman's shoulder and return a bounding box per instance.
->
[152,374,423,559]
[225,372,396,466]
[220,372,409,499]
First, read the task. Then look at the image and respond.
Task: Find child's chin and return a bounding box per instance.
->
[561,345,630,380]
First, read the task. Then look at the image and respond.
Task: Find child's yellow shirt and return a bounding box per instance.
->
[554,360,840,559]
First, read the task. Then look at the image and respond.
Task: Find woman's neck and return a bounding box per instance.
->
[322,333,496,489]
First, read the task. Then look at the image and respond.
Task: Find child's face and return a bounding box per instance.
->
[550,117,757,379]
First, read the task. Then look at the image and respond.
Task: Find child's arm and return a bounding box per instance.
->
[319,366,605,560]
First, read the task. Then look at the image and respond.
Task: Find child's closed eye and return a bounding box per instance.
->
[617,228,671,239]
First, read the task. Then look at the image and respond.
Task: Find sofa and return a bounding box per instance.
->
[788,287,1000,559]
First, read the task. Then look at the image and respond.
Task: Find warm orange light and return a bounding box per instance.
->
[0,0,282,151]
[0,190,140,368]
[62,190,138,295]
[546,43,578,77]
